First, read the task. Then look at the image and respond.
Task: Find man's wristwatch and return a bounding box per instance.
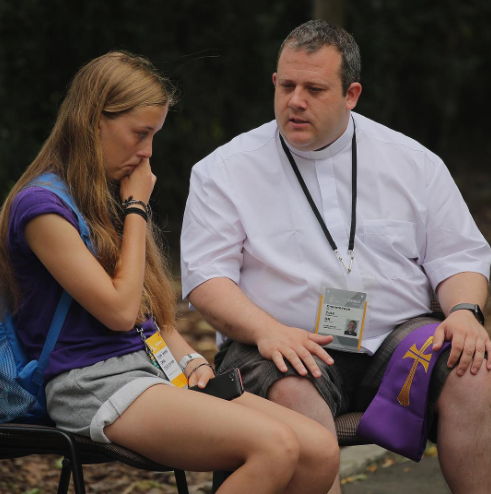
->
[179,353,205,371]
[449,303,485,325]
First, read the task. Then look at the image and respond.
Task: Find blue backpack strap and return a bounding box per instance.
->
[28,172,92,250]
[31,290,73,385]
[25,173,93,385]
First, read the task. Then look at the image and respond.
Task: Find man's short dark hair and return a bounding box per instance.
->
[278,20,361,95]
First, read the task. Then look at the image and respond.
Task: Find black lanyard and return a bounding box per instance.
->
[279,117,357,273]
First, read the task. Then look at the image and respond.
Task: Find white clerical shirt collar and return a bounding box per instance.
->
[282,113,355,161]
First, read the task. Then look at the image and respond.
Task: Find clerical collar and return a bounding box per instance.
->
[281,114,354,161]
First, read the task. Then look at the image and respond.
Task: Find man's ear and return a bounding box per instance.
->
[272,72,277,86]
[346,82,362,110]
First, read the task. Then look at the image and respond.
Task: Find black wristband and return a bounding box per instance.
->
[449,303,485,325]
[122,197,151,216]
[125,207,148,222]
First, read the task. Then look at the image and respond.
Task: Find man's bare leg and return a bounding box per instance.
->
[436,364,491,493]
[268,376,342,494]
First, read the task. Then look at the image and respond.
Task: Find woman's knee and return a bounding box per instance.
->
[303,426,340,484]
[321,430,341,483]
[253,421,300,472]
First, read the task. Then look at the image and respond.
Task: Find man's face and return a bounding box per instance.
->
[273,45,361,151]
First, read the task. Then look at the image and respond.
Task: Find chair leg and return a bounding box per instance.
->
[56,456,86,494]
[174,469,189,494]
[68,456,86,494]
[1,426,87,494]
[57,458,72,494]
[212,470,232,493]
[58,432,86,494]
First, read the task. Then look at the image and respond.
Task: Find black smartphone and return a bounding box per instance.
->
[189,368,244,400]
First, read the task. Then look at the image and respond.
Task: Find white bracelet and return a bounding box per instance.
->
[179,353,204,371]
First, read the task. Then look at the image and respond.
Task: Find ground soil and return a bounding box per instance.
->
[341,449,451,494]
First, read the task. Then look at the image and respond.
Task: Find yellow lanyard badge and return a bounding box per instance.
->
[136,322,188,388]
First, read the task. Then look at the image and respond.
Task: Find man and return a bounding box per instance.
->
[344,320,357,336]
[181,20,491,493]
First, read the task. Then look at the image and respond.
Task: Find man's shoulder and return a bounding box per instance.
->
[193,120,278,174]
[353,112,442,163]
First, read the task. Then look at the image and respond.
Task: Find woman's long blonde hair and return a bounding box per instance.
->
[0,51,177,329]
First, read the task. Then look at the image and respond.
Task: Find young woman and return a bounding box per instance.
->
[0,51,339,493]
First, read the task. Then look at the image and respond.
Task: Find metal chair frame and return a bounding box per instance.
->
[0,423,189,494]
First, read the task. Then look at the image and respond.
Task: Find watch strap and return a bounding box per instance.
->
[179,353,204,371]
[449,303,485,325]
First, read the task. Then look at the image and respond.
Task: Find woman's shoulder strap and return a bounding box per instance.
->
[25,173,92,250]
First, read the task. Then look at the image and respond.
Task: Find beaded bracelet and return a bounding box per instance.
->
[125,207,148,222]
[122,196,151,216]
[187,362,215,383]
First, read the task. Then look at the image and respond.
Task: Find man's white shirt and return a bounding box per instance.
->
[181,112,491,353]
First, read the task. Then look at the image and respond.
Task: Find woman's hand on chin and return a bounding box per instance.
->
[120,158,156,204]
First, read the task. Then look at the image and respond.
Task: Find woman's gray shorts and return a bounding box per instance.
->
[215,315,451,442]
[46,350,171,443]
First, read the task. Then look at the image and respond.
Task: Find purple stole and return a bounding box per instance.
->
[357,323,451,461]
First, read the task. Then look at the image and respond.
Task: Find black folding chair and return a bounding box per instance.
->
[0,422,189,494]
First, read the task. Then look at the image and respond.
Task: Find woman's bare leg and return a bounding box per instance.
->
[235,392,340,494]
[104,385,300,494]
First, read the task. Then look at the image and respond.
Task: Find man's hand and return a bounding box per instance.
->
[433,310,491,375]
[257,325,334,378]
[189,277,335,378]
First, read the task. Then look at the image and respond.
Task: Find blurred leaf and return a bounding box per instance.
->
[341,474,368,484]
[425,444,439,457]
[381,458,395,468]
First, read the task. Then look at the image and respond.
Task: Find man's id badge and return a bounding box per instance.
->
[145,332,188,388]
[315,287,368,352]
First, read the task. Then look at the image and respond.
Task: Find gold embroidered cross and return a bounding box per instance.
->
[397,336,434,407]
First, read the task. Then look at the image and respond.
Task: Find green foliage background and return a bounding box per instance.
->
[1,1,490,262]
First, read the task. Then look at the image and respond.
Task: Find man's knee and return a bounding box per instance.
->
[267,376,338,433]
[437,364,491,414]
[268,376,327,410]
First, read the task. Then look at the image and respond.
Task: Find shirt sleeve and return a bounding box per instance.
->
[422,154,491,289]
[9,186,80,258]
[180,161,246,300]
